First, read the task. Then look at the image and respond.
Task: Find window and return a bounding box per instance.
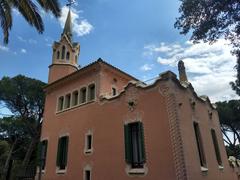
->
[66,51,70,60]
[124,122,146,168]
[80,87,87,103]
[85,134,92,153]
[193,122,207,168]
[72,90,79,106]
[61,46,65,59]
[88,84,95,101]
[112,87,117,96]
[64,94,71,109]
[58,96,64,111]
[40,140,48,170]
[84,170,91,180]
[56,136,69,170]
[211,129,222,166]
[75,55,78,64]
[57,51,60,59]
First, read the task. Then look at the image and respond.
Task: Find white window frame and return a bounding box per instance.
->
[83,165,92,180]
[71,89,79,107]
[87,82,96,102]
[84,130,93,154]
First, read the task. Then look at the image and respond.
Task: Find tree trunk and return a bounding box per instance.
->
[3,139,17,180]
[22,135,39,167]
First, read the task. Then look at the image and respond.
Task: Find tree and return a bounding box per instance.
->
[216,100,240,158]
[175,0,240,96]
[0,0,61,44]
[0,75,46,179]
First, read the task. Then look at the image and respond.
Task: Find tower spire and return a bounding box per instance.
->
[178,60,188,83]
[62,9,72,42]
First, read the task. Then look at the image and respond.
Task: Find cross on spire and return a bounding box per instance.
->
[66,0,75,9]
[62,1,75,42]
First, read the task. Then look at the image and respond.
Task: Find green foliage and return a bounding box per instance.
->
[175,0,240,96]
[0,117,31,160]
[216,100,240,130]
[231,57,240,96]
[0,75,46,178]
[226,145,240,159]
[0,75,46,125]
[0,140,10,160]
[0,0,61,44]
[216,100,240,157]
[175,0,240,45]
[0,141,10,174]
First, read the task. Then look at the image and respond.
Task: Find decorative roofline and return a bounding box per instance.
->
[100,71,216,110]
[45,58,139,91]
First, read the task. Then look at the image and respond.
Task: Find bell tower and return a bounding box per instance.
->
[48,9,80,84]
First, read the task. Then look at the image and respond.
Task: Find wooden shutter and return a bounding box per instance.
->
[62,136,69,167]
[124,124,132,163]
[139,122,146,163]
[193,122,206,167]
[42,140,48,169]
[56,138,62,166]
[211,129,222,165]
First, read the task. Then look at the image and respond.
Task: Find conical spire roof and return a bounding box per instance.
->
[62,9,72,41]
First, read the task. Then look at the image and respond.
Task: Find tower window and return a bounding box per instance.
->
[66,51,70,60]
[211,129,222,166]
[124,122,146,168]
[56,136,69,170]
[193,122,207,167]
[75,55,78,64]
[112,87,117,96]
[64,94,71,109]
[58,96,64,111]
[88,84,95,101]
[80,87,87,103]
[72,90,79,106]
[57,51,60,59]
[61,46,66,59]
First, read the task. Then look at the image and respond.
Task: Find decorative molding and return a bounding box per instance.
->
[162,86,188,180]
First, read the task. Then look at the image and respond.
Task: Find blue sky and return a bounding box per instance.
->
[0,0,238,103]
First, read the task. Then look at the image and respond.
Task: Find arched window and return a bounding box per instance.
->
[88,84,95,101]
[57,51,60,59]
[61,46,66,59]
[66,52,70,60]
[75,55,78,63]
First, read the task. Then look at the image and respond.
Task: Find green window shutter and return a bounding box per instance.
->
[41,140,48,169]
[62,136,69,167]
[44,141,48,159]
[56,138,62,166]
[124,124,132,163]
[139,122,146,163]
[37,142,42,166]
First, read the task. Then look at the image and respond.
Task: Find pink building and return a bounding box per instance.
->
[40,10,237,180]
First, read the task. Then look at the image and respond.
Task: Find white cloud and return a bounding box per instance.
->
[12,9,20,16]
[59,6,93,37]
[140,64,154,71]
[17,36,37,44]
[143,42,185,58]
[21,49,27,53]
[0,45,9,52]
[145,39,238,102]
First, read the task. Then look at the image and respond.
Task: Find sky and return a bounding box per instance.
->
[0,0,239,108]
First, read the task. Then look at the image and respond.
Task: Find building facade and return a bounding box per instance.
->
[40,10,237,180]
